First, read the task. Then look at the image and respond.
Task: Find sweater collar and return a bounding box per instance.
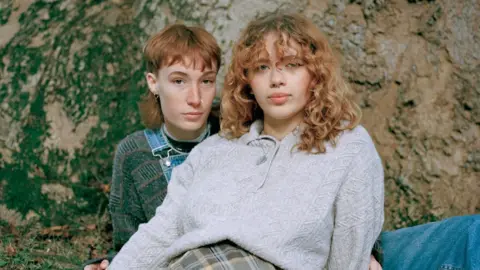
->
[159,120,214,154]
[240,120,302,148]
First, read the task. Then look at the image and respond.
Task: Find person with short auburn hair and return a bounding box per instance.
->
[83,23,222,270]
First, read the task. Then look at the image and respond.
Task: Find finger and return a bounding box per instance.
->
[372,261,382,270]
[369,255,377,270]
[100,260,109,269]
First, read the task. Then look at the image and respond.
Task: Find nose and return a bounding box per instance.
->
[269,67,286,88]
[186,84,201,108]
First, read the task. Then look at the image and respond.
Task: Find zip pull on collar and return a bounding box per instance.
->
[240,120,302,190]
[256,143,281,190]
[240,120,302,149]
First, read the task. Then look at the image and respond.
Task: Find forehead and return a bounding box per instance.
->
[257,32,303,60]
[162,56,217,75]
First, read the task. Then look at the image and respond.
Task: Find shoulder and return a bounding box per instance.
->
[183,134,233,168]
[115,130,150,157]
[113,130,161,177]
[331,125,380,163]
[336,124,375,149]
[191,133,230,152]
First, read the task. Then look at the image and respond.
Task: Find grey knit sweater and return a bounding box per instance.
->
[109,120,384,270]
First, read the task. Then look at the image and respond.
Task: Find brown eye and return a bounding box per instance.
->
[173,79,184,84]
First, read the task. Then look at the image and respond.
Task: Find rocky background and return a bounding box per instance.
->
[0,0,479,268]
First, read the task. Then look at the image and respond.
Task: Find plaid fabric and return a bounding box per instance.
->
[169,241,281,270]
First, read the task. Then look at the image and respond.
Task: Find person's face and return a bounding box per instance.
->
[146,58,217,137]
[248,32,314,123]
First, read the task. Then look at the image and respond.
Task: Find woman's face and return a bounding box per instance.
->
[248,32,313,125]
[146,58,217,139]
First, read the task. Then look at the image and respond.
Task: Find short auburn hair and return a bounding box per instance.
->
[139,24,221,129]
[220,12,361,153]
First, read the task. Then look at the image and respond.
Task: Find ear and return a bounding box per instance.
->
[146,72,158,95]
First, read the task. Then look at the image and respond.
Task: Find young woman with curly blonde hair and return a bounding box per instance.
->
[110,12,384,270]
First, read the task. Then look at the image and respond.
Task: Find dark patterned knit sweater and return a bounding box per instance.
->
[109,118,219,251]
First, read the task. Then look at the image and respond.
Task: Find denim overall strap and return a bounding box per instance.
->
[143,129,168,157]
[143,128,188,182]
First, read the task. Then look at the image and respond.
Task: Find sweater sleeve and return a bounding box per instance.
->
[109,142,146,251]
[108,145,200,269]
[327,138,385,270]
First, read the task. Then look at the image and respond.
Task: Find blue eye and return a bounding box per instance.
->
[257,65,269,71]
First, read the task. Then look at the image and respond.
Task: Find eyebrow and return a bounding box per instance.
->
[281,55,302,61]
[168,71,217,77]
[281,55,295,59]
[168,71,188,76]
[201,71,217,76]
[254,58,271,63]
[253,54,300,64]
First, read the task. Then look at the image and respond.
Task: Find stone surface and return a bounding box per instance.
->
[0,0,478,230]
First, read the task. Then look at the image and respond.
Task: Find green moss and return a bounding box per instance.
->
[0,84,7,101]
[2,165,48,220]
[2,65,50,220]
[166,0,203,23]
[0,0,151,227]
[0,1,12,25]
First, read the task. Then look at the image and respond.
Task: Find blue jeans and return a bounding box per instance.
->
[382,215,480,270]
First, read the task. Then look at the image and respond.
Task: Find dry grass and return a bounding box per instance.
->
[0,214,112,270]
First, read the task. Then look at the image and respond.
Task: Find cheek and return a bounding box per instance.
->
[297,73,313,98]
[249,76,268,96]
[203,87,217,101]
[159,90,183,119]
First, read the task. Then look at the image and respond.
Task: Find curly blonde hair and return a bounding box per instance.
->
[220,12,361,153]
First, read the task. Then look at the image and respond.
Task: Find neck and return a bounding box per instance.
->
[164,121,208,141]
[262,113,303,140]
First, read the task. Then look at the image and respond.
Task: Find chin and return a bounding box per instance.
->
[268,115,298,121]
[264,109,303,121]
[175,120,206,132]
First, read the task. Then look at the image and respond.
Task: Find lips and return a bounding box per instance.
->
[268,92,291,105]
[269,92,290,98]
[183,112,204,121]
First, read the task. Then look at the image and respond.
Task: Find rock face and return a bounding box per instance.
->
[0,0,478,229]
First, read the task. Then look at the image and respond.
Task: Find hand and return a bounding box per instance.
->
[84,260,109,270]
[369,255,382,270]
